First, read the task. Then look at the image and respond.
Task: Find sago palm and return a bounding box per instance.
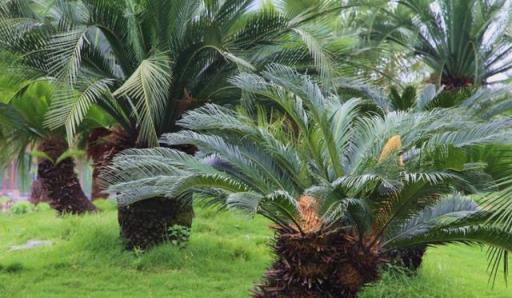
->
[373,0,512,90]
[0,0,351,248]
[0,82,96,214]
[106,66,512,297]
[339,78,512,271]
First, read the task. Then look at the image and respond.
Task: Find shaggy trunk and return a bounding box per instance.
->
[117,142,195,249]
[440,76,474,91]
[37,136,96,214]
[253,227,382,298]
[29,177,49,205]
[86,128,112,200]
[89,127,195,250]
[423,75,475,109]
[254,195,382,297]
[385,245,427,272]
[118,198,194,249]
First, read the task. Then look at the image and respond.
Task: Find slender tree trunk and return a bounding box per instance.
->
[37,136,96,214]
[253,227,383,298]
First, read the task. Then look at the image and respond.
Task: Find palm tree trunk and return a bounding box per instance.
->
[86,128,112,200]
[385,245,427,273]
[89,127,194,249]
[29,177,49,204]
[37,136,96,214]
[253,227,383,298]
[116,143,196,249]
[440,76,474,91]
[118,198,194,249]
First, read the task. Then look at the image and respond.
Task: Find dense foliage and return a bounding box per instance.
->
[107,67,512,296]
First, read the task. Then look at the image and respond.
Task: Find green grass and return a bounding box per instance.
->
[0,200,509,298]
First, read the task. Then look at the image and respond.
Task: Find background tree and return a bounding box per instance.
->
[106,67,512,297]
[368,0,512,106]
[0,82,96,214]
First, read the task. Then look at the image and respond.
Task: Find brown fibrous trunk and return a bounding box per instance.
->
[29,178,49,205]
[86,127,112,200]
[385,245,427,273]
[87,126,195,250]
[37,136,96,214]
[87,127,137,199]
[253,227,383,298]
[254,195,383,298]
[440,76,474,90]
[118,198,194,250]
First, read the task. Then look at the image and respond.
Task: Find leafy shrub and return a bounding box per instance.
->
[34,202,52,212]
[10,201,33,215]
[166,225,190,248]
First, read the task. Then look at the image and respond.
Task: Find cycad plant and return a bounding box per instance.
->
[0,82,96,214]
[106,67,512,297]
[373,0,512,90]
[338,78,512,271]
[0,0,352,248]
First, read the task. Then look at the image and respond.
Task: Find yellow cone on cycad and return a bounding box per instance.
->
[298,195,321,232]
[378,135,404,166]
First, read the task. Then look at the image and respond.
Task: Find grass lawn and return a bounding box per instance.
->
[0,200,510,298]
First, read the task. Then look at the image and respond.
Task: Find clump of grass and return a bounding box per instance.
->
[10,201,32,215]
[1,262,24,273]
[93,199,117,211]
[33,203,52,212]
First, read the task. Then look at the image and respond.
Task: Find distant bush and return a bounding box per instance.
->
[34,202,52,212]
[10,201,33,215]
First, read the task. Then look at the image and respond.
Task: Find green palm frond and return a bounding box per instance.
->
[46,28,91,82]
[113,52,172,146]
[384,193,481,246]
[2,0,360,148]
[0,81,53,167]
[44,77,114,142]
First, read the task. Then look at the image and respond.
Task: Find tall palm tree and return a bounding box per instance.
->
[0,82,96,214]
[106,66,512,297]
[371,0,512,90]
[0,0,355,248]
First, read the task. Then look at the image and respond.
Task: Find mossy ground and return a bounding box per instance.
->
[0,200,509,298]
